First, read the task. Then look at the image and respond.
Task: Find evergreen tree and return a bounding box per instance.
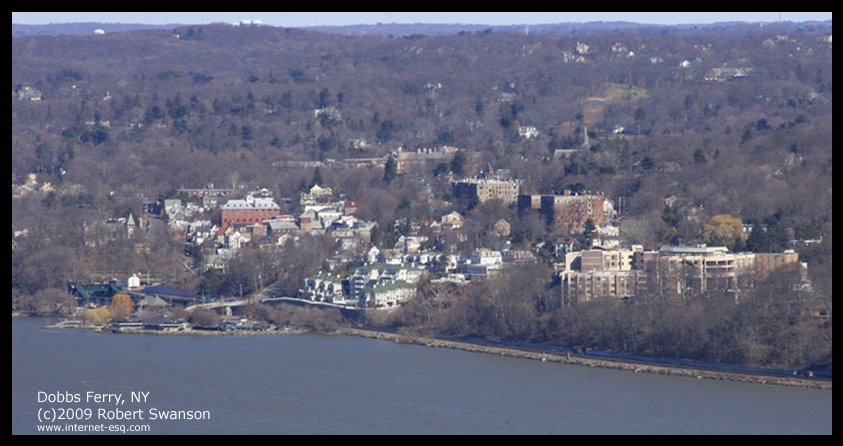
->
[449,150,467,176]
[383,156,397,184]
[311,167,324,187]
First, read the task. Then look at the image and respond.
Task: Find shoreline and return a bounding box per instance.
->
[331,327,833,390]
[32,317,831,389]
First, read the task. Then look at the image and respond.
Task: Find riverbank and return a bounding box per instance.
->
[37,316,831,389]
[332,327,832,390]
[43,320,306,336]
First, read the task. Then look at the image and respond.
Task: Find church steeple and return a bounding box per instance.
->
[126,212,136,238]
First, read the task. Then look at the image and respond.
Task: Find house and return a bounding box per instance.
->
[432,254,460,273]
[575,42,590,55]
[518,126,540,139]
[297,209,318,232]
[497,92,517,103]
[440,211,464,230]
[127,274,141,290]
[16,86,43,101]
[251,223,268,238]
[202,196,219,209]
[494,219,511,238]
[366,246,381,264]
[276,233,298,247]
[300,272,347,304]
[267,219,299,237]
[326,250,357,271]
[204,254,228,270]
[352,221,377,244]
[396,235,428,254]
[704,67,753,82]
[299,184,334,206]
[470,249,502,266]
[463,249,503,276]
[343,200,359,215]
[501,250,537,265]
[163,199,184,218]
[317,210,342,229]
[552,149,579,160]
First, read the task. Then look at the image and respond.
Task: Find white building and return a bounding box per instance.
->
[363,282,416,309]
[127,274,141,290]
[470,249,503,266]
[518,126,540,139]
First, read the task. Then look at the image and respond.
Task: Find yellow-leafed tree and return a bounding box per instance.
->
[84,307,112,326]
[703,214,743,247]
[109,293,134,321]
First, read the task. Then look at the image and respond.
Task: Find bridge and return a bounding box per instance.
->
[185,299,251,312]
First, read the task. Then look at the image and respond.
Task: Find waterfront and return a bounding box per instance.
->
[13,318,832,434]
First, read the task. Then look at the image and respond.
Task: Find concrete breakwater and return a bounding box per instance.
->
[335,328,832,390]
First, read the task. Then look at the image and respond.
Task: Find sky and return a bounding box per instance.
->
[11,12,833,27]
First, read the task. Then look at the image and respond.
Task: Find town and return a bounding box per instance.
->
[57,147,814,326]
[12,21,831,371]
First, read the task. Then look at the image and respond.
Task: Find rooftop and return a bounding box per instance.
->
[363,281,416,293]
[221,197,280,210]
[659,245,730,255]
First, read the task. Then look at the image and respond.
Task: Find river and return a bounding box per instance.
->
[12,318,831,434]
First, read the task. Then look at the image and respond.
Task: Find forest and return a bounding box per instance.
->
[11,22,832,369]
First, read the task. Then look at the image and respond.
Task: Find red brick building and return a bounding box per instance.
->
[518,191,606,233]
[221,196,280,229]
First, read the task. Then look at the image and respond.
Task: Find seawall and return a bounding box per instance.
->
[334,328,832,390]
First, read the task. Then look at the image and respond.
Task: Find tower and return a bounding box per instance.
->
[126,212,136,239]
[582,125,590,149]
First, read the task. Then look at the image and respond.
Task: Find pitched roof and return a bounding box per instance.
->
[137,295,169,307]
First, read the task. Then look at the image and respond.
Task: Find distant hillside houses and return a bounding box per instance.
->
[704,67,753,82]
[175,185,379,273]
[300,262,425,309]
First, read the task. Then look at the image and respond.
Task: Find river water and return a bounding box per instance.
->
[12,318,831,434]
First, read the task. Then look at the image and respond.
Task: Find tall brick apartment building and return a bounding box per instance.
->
[518,190,606,233]
[452,171,521,205]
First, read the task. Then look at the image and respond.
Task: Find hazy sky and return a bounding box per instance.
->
[11,12,833,27]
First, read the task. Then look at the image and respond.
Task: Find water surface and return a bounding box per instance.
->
[12,318,831,434]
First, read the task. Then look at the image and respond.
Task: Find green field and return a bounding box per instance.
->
[605,83,650,101]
